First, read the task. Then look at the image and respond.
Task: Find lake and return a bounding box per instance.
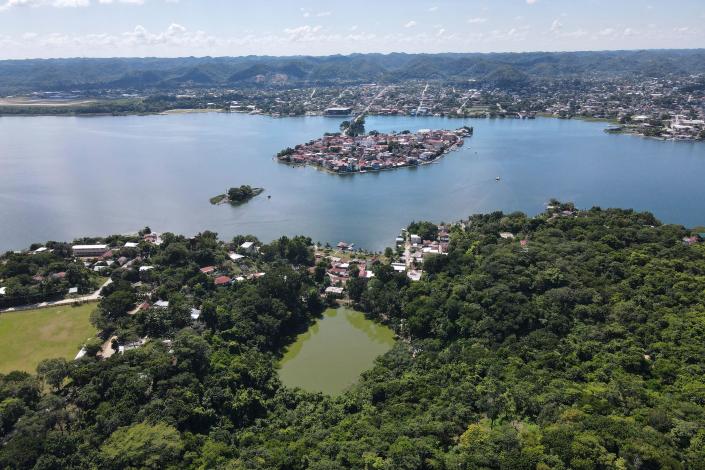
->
[2,113,705,252]
[278,307,396,395]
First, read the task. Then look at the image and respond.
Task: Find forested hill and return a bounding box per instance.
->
[2,204,705,468]
[1,49,705,93]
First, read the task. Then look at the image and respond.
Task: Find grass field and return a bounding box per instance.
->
[0,303,97,374]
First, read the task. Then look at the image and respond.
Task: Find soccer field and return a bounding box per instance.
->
[0,303,98,374]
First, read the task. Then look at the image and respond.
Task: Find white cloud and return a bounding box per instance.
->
[0,0,87,9]
[0,0,145,9]
[623,27,638,36]
[1,17,703,59]
[428,6,438,12]
[526,0,537,4]
[300,8,331,18]
[467,17,487,24]
[284,24,323,42]
[99,0,144,4]
[404,20,417,28]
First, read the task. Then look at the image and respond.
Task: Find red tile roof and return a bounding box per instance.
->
[214,275,231,286]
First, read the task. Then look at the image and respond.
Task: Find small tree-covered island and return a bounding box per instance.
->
[277,120,473,173]
[210,185,264,205]
[2,203,705,468]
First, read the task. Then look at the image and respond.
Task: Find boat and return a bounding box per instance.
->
[496,176,501,181]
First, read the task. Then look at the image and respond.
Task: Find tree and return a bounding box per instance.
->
[36,358,69,391]
[0,398,26,434]
[347,276,367,303]
[340,117,365,137]
[100,422,184,470]
[407,221,438,241]
[227,185,256,203]
[99,290,136,320]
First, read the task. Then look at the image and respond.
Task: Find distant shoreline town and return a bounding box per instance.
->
[276,126,473,174]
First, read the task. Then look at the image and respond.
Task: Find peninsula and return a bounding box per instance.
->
[276,127,472,174]
[210,185,264,205]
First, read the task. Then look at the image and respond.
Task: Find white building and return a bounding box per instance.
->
[240,241,257,254]
[391,262,407,273]
[72,244,108,257]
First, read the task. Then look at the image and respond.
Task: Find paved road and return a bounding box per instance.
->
[416,82,429,115]
[0,278,112,314]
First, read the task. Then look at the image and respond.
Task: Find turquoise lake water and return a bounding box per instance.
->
[1,113,704,251]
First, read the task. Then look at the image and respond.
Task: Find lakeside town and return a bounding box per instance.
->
[227,77,705,141]
[276,126,472,173]
[8,72,703,141]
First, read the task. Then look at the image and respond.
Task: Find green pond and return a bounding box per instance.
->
[279,307,396,395]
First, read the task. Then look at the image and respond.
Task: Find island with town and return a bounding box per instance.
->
[276,126,473,174]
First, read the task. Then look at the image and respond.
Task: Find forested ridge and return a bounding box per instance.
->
[1,50,705,93]
[2,204,705,469]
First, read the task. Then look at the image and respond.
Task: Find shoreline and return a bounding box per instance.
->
[0,108,225,118]
[1,108,700,143]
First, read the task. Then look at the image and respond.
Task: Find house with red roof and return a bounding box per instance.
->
[214,275,232,286]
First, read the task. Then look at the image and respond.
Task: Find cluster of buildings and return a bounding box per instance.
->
[71,232,165,273]
[218,76,705,142]
[318,251,377,287]
[682,233,705,246]
[195,243,265,286]
[661,115,705,140]
[278,128,470,173]
[386,226,452,282]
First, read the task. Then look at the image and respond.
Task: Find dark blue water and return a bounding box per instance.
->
[1,113,704,252]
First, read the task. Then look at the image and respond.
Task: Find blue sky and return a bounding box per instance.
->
[0,0,704,59]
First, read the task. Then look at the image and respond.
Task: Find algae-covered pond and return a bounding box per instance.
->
[279,307,396,395]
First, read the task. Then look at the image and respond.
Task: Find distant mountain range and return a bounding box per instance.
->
[1,49,704,93]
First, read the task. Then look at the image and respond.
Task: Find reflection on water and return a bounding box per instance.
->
[279,307,395,395]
